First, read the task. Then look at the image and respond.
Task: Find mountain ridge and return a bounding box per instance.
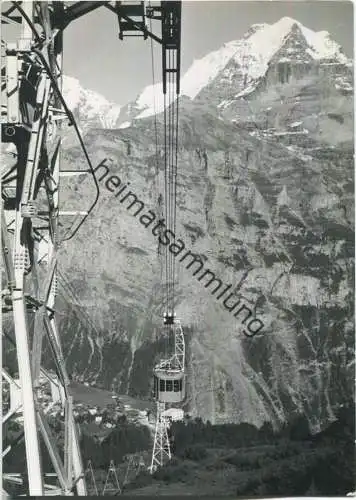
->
[62,16,351,129]
[122,16,351,121]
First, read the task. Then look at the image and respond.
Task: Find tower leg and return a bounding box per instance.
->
[150,402,171,474]
[12,288,44,495]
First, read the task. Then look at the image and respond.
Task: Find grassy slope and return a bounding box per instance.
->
[122,443,351,497]
[121,408,354,497]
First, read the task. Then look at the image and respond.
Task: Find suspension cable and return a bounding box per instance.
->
[148,5,168,316]
[168,49,173,315]
[16,0,180,317]
[164,95,169,314]
[162,45,180,321]
[148,10,160,176]
[12,1,100,243]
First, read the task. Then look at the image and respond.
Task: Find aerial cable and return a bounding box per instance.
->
[172,51,180,316]
[161,46,180,320]
[164,94,169,314]
[173,52,179,311]
[148,5,170,316]
[159,48,180,321]
[12,1,100,243]
[173,95,179,309]
[169,51,174,304]
[167,50,172,314]
[171,50,175,312]
[32,46,100,241]
[148,9,160,176]
[172,59,176,313]
[171,57,175,314]
[166,52,169,315]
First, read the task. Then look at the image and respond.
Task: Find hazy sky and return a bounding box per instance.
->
[2,1,354,105]
[62,0,353,105]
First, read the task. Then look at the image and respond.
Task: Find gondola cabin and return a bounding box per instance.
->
[154,368,185,404]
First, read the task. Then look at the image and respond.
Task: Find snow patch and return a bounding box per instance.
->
[277,186,290,206]
[289,121,303,128]
[118,121,131,129]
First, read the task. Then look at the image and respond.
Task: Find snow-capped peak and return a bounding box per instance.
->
[242,17,347,62]
[275,17,346,60]
[62,75,122,129]
[135,39,242,119]
[133,17,349,120]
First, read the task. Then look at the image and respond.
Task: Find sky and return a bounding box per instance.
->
[2,1,354,105]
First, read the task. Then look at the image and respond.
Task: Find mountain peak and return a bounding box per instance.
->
[275,16,300,28]
[62,75,121,129]
[129,16,349,122]
[241,17,346,64]
[243,23,268,38]
[246,17,300,40]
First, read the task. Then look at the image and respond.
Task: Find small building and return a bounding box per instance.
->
[162,408,184,422]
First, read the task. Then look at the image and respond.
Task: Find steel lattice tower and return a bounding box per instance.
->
[150,401,172,473]
[2,1,182,495]
[1,2,88,495]
[150,319,185,473]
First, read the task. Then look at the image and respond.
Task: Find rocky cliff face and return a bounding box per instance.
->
[57,17,354,431]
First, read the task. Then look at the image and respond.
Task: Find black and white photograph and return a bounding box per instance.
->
[1,0,355,497]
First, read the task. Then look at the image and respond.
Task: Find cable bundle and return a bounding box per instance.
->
[163,51,179,321]
[149,7,180,323]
